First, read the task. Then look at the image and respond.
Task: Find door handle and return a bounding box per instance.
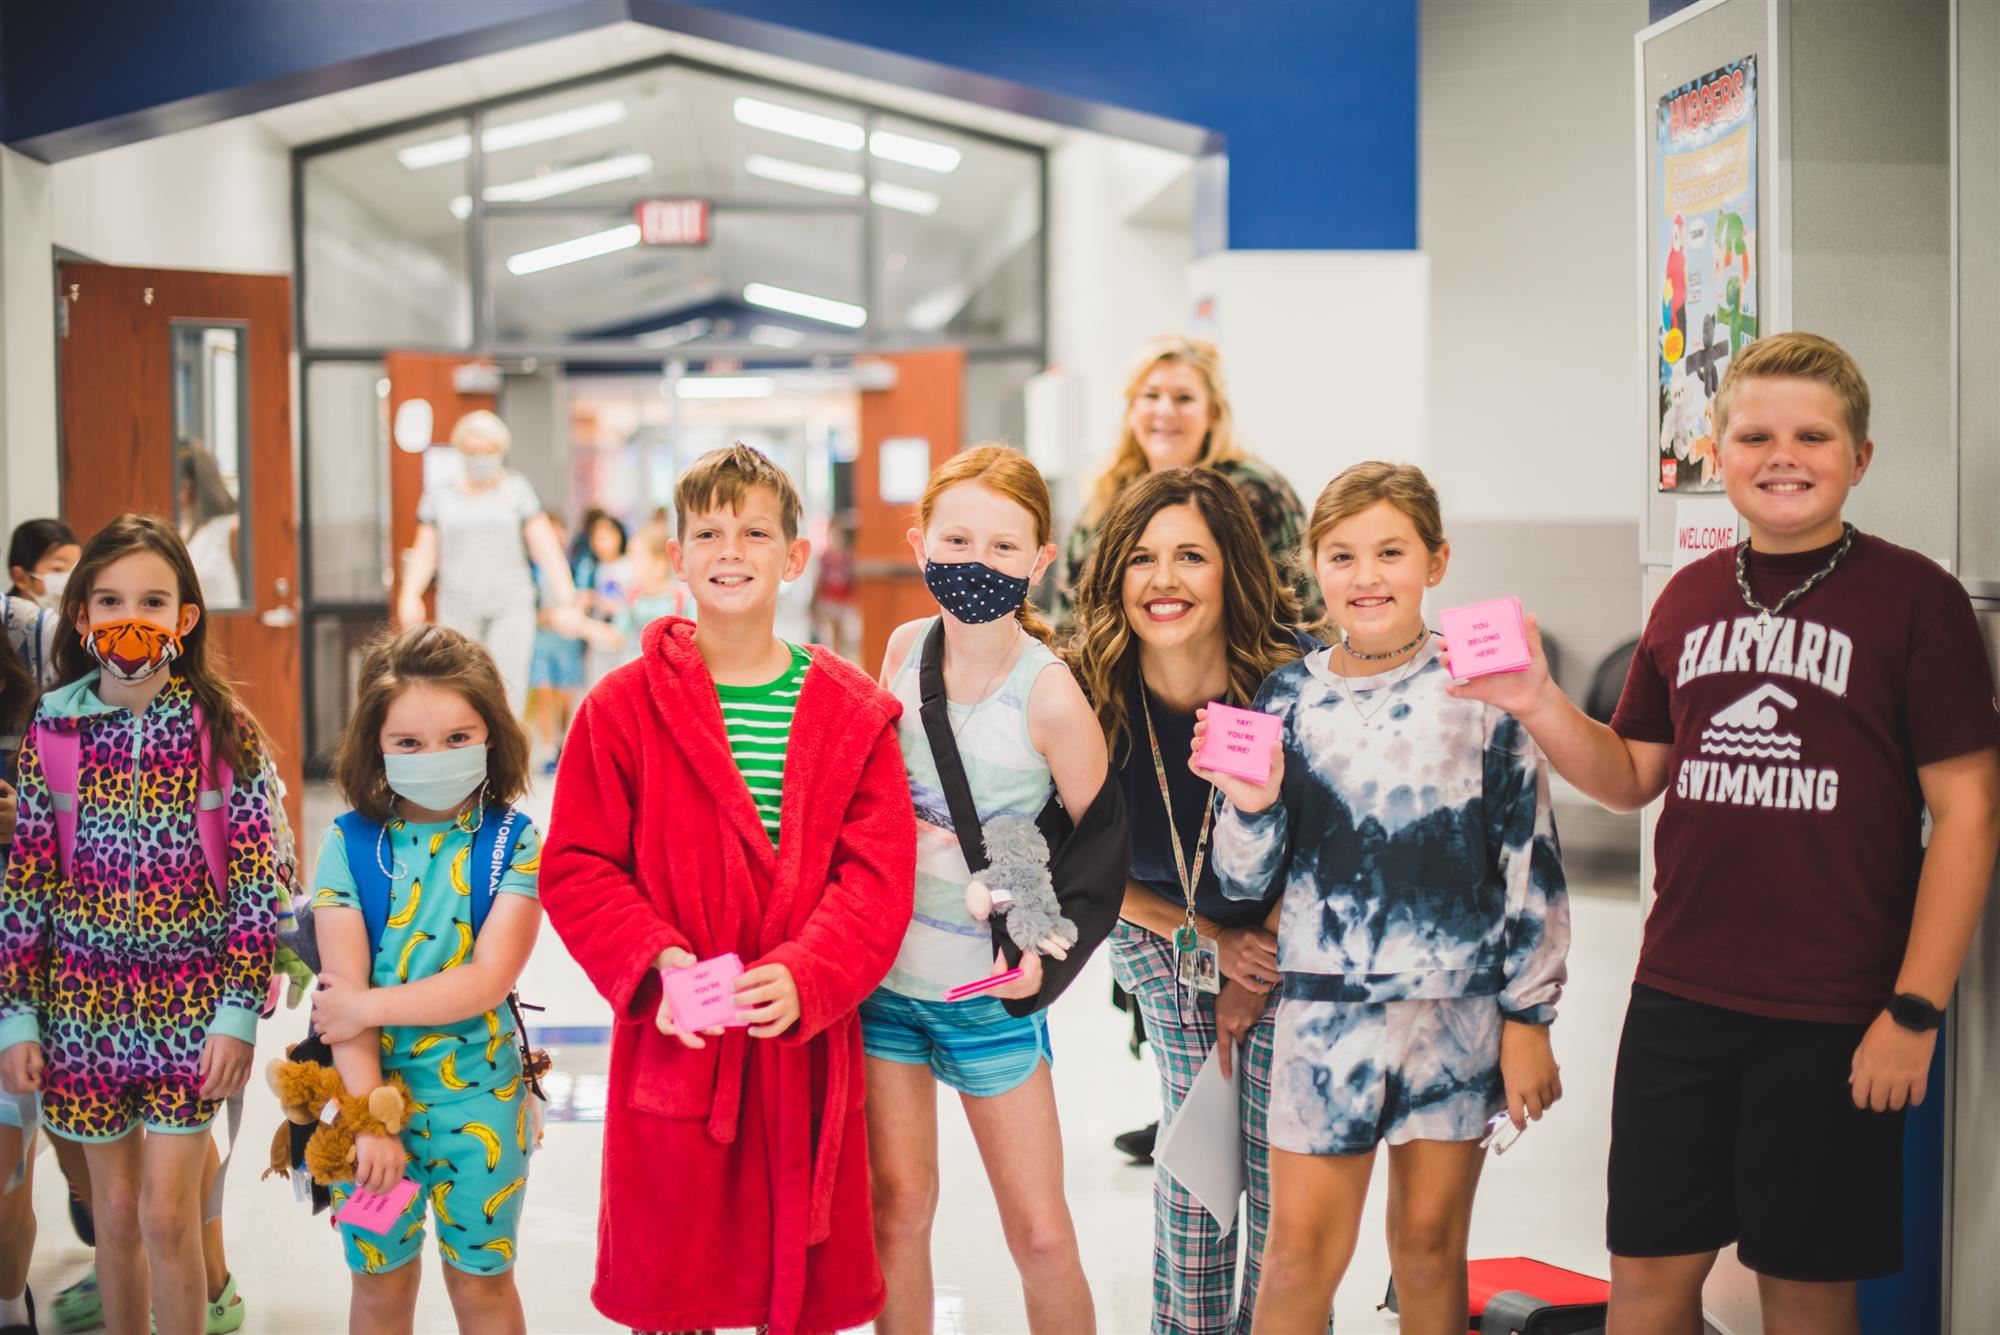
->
[260,607,298,629]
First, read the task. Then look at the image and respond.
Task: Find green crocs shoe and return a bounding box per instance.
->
[205,1273,245,1335]
[50,1270,101,1334]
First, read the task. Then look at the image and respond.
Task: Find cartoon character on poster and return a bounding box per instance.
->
[1656,55,1757,493]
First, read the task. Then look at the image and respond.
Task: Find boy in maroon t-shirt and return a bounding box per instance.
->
[1443,332,2000,1331]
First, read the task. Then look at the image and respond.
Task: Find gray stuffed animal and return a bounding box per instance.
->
[964,814,1079,959]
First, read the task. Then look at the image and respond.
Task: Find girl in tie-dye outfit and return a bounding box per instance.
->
[1199,464,1569,1335]
[0,515,279,1335]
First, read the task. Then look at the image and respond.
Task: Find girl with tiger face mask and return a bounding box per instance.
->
[0,514,278,1335]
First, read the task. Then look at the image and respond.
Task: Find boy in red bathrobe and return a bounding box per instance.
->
[541,444,917,1334]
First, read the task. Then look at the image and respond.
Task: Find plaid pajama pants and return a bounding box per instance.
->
[1110,920,1307,1335]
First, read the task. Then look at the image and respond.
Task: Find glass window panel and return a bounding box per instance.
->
[478,66,878,209]
[487,209,863,348]
[964,355,1044,450]
[170,323,252,610]
[306,362,392,603]
[871,115,1042,348]
[303,120,472,349]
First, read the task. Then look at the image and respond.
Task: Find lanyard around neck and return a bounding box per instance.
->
[1140,681,1212,927]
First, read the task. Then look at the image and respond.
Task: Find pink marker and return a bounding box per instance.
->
[1438,597,1531,677]
[1195,702,1282,785]
[945,968,1024,1002]
[661,952,749,1032]
[334,1178,419,1236]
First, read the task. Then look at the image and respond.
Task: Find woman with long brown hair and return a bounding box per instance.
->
[1052,336,1319,629]
[1068,468,1315,1334]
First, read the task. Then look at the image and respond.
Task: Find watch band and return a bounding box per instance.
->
[1888,992,1946,1032]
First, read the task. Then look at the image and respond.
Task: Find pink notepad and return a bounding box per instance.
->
[333,1178,419,1236]
[1196,703,1282,785]
[1439,597,1531,677]
[662,952,748,1032]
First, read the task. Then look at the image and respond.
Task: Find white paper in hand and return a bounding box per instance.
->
[1155,1046,1244,1231]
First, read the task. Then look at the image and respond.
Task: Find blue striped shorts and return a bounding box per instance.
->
[859,987,1051,1098]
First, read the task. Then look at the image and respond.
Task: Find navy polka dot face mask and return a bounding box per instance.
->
[923,559,1031,625]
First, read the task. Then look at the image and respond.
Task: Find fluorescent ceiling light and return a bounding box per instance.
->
[869,182,941,215]
[676,376,776,399]
[743,282,867,329]
[748,324,807,349]
[743,155,940,215]
[448,151,655,218]
[733,96,864,150]
[868,129,961,173]
[734,96,960,173]
[745,154,862,197]
[506,223,641,276]
[398,99,627,169]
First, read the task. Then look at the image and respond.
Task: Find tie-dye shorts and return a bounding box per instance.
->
[1268,995,1505,1156]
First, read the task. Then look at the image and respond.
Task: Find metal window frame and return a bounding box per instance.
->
[294,51,1050,766]
[167,317,257,612]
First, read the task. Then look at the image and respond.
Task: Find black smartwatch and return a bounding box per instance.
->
[1887,993,1946,1032]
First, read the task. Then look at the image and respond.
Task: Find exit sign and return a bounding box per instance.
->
[634,200,709,246]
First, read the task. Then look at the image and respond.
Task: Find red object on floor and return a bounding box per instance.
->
[1382,1257,1611,1335]
[1470,1257,1611,1308]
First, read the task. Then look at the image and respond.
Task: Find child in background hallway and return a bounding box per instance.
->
[308,624,545,1335]
[529,513,586,775]
[541,444,915,1334]
[1204,463,1568,1335]
[0,515,279,1335]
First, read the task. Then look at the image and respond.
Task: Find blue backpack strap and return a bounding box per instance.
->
[332,810,393,953]
[468,806,525,936]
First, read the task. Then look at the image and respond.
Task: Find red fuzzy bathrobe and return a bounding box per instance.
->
[540,618,916,1335]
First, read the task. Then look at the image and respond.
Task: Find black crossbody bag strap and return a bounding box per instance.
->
[916,619,993,875]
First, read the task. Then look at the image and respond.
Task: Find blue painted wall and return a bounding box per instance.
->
[0,0,1416,251]
[674,0,1417,250]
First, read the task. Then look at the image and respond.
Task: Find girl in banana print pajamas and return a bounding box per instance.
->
[306,626,546,1334]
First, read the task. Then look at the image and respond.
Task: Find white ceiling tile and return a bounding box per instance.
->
[254,96,359,147]
[464,31,608,99]
[330,66,481,131]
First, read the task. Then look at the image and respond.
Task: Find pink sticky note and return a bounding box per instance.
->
[334,1178,419,1236]
[1439,597,1531,677]
[1196,703,1281,785]
[662,953,748,1032]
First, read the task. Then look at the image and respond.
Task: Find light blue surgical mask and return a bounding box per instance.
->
[383,744,488,813]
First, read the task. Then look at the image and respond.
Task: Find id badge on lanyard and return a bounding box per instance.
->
[1145,687,1221,1004]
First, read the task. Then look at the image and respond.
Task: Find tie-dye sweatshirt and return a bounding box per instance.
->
[1211,640,1569,1023]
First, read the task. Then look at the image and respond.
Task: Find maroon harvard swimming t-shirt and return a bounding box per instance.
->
[1612,530,2000,1024]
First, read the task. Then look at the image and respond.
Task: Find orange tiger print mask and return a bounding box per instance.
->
[85,617,184,684]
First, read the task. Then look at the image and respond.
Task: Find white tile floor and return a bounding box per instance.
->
[17,779,1642,1334]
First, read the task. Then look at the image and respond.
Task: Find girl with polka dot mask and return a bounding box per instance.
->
[868,445,1111,1333]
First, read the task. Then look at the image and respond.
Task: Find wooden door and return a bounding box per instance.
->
[853,348,964,673]
[384,353,498,619]
[57,261,302,834]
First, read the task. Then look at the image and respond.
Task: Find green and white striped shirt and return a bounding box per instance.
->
[715,642,810,844]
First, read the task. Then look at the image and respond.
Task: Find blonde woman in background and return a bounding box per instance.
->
[395,409,578,715]
[1052,336,1318,630]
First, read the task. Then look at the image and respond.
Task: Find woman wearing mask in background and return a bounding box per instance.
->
[395,410,578,716]
[1052,337,1319,632]
[1069,469,1313,1335]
